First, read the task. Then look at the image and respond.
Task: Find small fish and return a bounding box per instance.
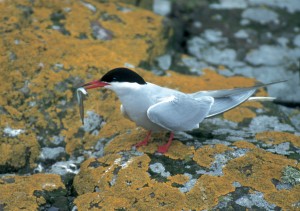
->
[76,87,88,125]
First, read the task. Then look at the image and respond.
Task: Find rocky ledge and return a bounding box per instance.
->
[0,0,299,210]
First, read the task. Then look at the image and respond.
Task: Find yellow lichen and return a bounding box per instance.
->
[223,148,297,193]
[2,1,297,210]
[164,140,195,160]
[193,144,233,168]
[73,154,122,195]
[0,174,65,210]
[0,133,40,169]
[185,174,235,210]
[256,131,300,148]
[167,174,190,185]
[223,106,256,123]
[243,100,263,109]
[265,185,300,210]
[233,141,257,149]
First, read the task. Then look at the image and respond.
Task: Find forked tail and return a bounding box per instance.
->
[189,80,287,118]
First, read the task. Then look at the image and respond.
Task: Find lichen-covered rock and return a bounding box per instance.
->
[73,143,300,210]
[0,174,66,210]
[1,0,300,210]
[0,0,169,169]
[71,66,299,209]
[0,132,40,173]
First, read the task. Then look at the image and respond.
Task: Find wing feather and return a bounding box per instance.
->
[189,81,285,117]
[147,95,214,131]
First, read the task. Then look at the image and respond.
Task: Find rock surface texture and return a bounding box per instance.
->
[0,0,299,210]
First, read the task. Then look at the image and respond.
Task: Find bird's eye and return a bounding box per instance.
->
[112,77,117,81]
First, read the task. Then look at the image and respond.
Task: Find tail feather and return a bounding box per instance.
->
[189,80,286,118]
[248,97,276,101]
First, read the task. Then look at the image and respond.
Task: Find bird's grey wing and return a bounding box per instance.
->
[189,81,285,118]
[147,95,214,131]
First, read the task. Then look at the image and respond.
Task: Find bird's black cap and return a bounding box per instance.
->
[101,67,147,85]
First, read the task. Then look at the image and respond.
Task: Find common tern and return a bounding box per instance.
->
[80,67,282,153]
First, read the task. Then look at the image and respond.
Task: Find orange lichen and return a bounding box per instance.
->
[256,131,300,148]
[73,154,122,195]
[0,0,169,157]
[193,144,233,168]
[167,174,190,185]
[3,105,23,120]
[223,148,297,193]
[0,174,65,210]
[104,130,143,154]
[0,133,40,169]
[243,100,263,108]
[164,140,195,160]
[223,106,256,122]
[185,174,235,210]
[233,141,257,149]
[2,1,298,210]
[265,185,300,210]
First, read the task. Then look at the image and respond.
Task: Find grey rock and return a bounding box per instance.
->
[149,163,170,177]
[245,45,288,66]
[249,115,295,133]
[248,0,300,13]
[40,147,65,161]
[3,126,25,137]
[82,111,104,135]
[293,34,300,47]
[81,1,96,12]
[282,166,300,185]
[179,173,197,193]
[156,54,172,70]
[266,142,291,155]
[242,8,279,25]
[153,0,171,16]
[235,191,276,210]
[51,136,65,146]
[234,30,249,39]
[203,29,227,43]
[49,157,84,175]
[210,0,248,9]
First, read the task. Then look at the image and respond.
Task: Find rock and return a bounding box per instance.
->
[0,174,66,210]
[155,54,172,71]
[153,0,171,16]
[1,0,300,210]
[235,191,276,210]
[149,162,171,177]
[0,133,40,173]
[293,34,300,47]
[49,156,84,176]
[40,147,66,161]
[3,126,25,137]
[245,45,289,66]
[210,0,248,9]
[242,8,279,25]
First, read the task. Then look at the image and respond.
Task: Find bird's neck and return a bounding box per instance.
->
[107,82,143,97]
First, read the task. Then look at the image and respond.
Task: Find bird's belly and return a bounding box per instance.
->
[121,103,165,131]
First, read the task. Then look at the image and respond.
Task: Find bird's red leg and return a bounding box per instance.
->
[135,131,152,147]
[157,132,174,153]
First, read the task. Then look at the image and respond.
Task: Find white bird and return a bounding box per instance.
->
[81,67,282,153]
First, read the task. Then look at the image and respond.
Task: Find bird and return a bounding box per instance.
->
[80,67,282,153]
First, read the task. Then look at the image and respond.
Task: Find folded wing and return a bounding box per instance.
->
[147,95,214,131]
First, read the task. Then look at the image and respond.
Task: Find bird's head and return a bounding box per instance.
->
[81,67,147,90]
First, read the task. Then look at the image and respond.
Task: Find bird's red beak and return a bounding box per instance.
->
[81,80,109,89]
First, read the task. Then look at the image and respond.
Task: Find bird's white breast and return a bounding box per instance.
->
[107,82,176,131]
